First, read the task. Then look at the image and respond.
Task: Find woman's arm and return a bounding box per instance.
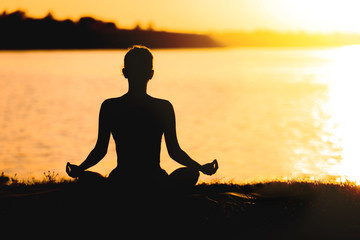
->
[163,101,201,170]
[79,101,111,170]
[67,101,111,177]
[163,101,218,175]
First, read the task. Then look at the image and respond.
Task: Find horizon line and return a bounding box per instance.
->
[4,9,360,36]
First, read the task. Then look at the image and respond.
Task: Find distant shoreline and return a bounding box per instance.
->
[3,10,360,50]
[212,30,360,48]
[0,45,352,53]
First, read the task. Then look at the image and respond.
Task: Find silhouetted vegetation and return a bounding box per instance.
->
[1,173,360,239]
[0,11,220,50]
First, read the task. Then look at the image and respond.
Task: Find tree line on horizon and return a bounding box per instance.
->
[2,10,360,49]
[0,10,220,49]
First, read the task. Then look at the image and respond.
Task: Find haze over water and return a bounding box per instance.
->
[1,47,360,183]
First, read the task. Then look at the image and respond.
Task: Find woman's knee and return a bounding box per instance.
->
[78,171,105,185]
[169,167,199,187]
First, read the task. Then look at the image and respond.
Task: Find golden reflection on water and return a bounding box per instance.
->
[323,45,360,183]
[283,45,360,184]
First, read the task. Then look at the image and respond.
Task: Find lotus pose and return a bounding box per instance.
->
[66,46,218,189]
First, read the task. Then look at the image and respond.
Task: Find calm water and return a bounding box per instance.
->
[1,47,360,183]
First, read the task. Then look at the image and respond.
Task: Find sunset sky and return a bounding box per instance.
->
[2,0,360,33]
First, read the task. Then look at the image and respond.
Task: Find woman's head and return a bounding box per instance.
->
[123,45,154,81]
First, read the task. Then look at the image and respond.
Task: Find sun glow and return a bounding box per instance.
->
[283,0,360,33]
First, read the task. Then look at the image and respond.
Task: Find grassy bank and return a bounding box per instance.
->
[1,173,360,239]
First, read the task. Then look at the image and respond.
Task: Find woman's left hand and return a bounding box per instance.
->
[200,159,219,175]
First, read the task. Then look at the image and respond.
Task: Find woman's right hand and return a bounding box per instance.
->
[66,162,83,178]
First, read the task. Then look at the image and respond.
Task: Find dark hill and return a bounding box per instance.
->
[2,179,360,239]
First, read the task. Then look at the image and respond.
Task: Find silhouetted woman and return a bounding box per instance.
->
[66,45,218,189]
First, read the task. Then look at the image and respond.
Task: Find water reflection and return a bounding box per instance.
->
[325,45,360,182]
[293,45,360,183]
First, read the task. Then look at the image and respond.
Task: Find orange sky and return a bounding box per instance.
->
[2,0,360,33]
